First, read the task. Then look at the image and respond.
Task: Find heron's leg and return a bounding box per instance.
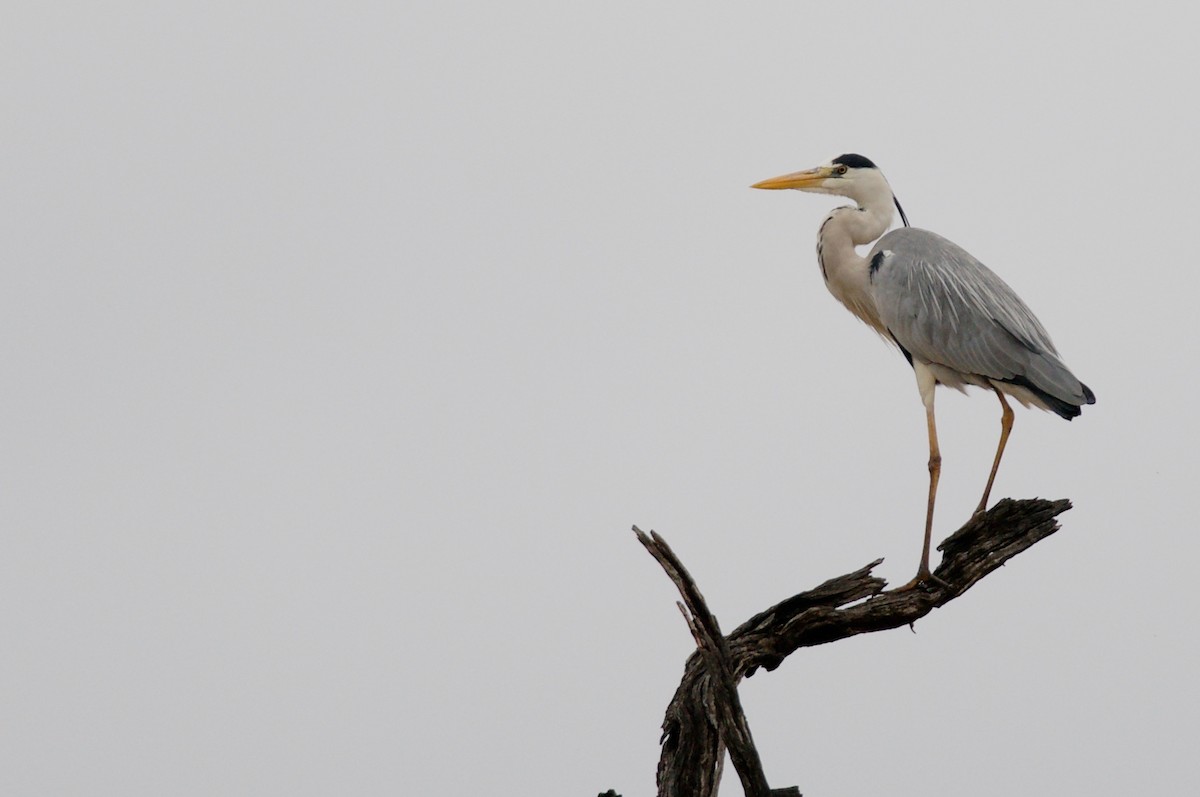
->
[917,400,941,582]
[893,364,946,591]
[910,364,940,584]
[975,387,1014,515]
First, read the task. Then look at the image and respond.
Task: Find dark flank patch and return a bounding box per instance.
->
[889,332,914,368]
[1000,375,1089,420]
[869,251,886,281]
[832,153,877,170]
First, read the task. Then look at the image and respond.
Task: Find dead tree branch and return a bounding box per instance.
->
[635,497,1071,797]
[636,527,778,797]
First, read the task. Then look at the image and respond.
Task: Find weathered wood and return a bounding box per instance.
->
[636,527,774,797]
[636,497,1071,797]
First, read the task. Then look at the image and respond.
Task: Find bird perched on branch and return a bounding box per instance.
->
[752,154,1094,586]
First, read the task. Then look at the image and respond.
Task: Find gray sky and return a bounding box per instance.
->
[3,3,1198,795]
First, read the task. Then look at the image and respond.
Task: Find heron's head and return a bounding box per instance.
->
[752,153,908,226]
[752,153,887,197]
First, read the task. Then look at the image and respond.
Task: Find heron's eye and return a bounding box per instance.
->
[833,164,848,176]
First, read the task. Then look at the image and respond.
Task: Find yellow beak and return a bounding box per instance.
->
[751,166,832,190]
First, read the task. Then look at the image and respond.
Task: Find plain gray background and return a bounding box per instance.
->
[3,3,1197,795]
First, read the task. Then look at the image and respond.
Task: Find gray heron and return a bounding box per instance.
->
[752,154,1094,586]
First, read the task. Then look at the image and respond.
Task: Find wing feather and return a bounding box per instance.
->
[869,228,1090,406]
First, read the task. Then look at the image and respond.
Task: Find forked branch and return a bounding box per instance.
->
[634,497,1071,797]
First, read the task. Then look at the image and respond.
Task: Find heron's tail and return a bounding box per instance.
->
[999,374,1095,420]
[1081,382,1096,405]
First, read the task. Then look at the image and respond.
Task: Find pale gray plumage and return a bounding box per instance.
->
[869,227,1094,418]
[752,153,1094,585]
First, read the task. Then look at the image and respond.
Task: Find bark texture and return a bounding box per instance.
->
[633,497,1071,797]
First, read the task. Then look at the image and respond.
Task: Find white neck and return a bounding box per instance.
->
[815,187,895,335]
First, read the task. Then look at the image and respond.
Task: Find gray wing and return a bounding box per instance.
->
[868,227,1090,406]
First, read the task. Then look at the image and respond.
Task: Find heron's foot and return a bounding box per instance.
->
[973,499,990,516]
[892,576,929,593]
[892,569,952,592]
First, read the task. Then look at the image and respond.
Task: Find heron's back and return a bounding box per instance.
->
[868,227,1095,417]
